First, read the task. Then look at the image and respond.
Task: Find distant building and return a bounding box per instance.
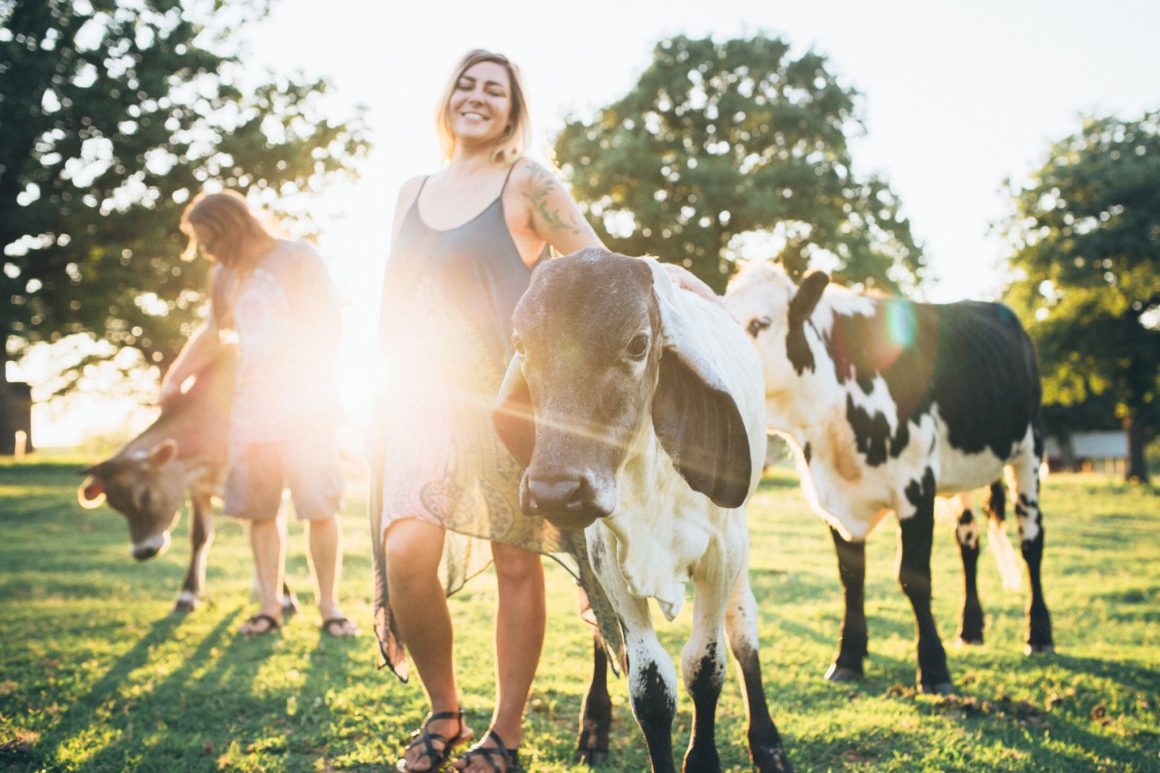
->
[1044,431,1128,474]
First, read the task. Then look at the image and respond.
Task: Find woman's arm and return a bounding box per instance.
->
[513,160,720,302]
[159,318,221,404]
[514,160,603,254]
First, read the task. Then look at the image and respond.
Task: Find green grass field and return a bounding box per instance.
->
[1,457,1157,771]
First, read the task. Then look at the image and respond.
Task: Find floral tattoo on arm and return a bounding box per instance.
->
[525,163,583,236]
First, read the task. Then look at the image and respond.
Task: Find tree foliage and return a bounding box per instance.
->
[554,34,923,292]
[0,0,370,385]
[1003,110,1160,481]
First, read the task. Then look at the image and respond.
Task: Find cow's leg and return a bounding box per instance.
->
[898,468,953,694]
[825,526,867,681]
[576,631,611,766]
[281,581,299,618]
[624,612,677,772]
[1011,447,1054,654]
[954,492,984,645]
[175,490,214,612]
[588,531,676,773]
[680,561,733,772]
[725,575,791,773]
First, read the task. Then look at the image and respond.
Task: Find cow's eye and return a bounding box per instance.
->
[747,316,772,338]
[625,333,649,360]
[512,335,526,357]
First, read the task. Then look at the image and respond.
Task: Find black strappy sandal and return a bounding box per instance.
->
[456,729,520,772]
[396,709,472,772]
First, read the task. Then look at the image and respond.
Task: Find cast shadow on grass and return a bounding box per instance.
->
[1048,653,1160,695]
[29,612,214,769]
[58,606,361,771]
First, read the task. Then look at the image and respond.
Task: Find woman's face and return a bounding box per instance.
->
[447,60,513,148]
[192,223,224,263]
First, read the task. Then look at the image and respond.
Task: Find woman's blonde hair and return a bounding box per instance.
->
[180,190,274,269]
[436,49,531,165]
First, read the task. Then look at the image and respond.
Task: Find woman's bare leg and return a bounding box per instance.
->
[456,541,544,771]
[385,518,468,770]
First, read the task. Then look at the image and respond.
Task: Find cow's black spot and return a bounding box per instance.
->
[904,466,937,512]
[630,659,677,762]
[986,481,1006,522]
[846,394,910,467]
[786,322,815,375]
[958,508,974,527]
[825,298,1041,463]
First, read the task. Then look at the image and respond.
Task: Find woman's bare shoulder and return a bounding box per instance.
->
[396,174,429,206]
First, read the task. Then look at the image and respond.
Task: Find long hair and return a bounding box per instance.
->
[180,190,274,271]
[435,49,532,165]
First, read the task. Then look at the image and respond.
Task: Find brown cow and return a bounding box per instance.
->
[77,349,294,614]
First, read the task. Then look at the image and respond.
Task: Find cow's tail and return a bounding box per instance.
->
[985,480,1022,591]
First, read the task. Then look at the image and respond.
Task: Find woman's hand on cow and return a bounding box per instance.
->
[662,263,720,304]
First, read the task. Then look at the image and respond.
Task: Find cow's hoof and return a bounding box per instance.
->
[575,714,612,766]
[173,591,199,614]
[281,596,299,619]
[955,635,984,647]
[682,744,721,772]
[918,680,955,696]
[752,743,793,773]
[1024,642,1055,655]
[824,663,863,682]
[575,747,607,767]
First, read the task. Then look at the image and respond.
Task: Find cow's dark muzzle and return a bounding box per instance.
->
[132,545,159,561]
[520,472,611,530]
[131,531,171,561]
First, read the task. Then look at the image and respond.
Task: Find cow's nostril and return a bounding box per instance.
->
[526,478,584,514]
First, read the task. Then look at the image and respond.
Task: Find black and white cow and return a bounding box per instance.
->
[724,261,1053,695]
[496,249,790,772]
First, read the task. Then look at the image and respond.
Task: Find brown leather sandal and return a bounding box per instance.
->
[455,729,520,772]
[396,709,472,772]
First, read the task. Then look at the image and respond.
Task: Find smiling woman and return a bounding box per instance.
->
[367,49,617,773]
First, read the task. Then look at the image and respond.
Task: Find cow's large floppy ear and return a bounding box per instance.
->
[648,264,752,508]
[493,354,535,468]
[789,269,829,324]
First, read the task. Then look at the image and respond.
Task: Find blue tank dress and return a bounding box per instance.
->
[369,164,620,680]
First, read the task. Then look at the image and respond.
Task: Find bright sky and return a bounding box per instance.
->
[24,0,1160,446]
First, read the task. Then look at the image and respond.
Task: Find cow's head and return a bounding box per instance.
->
[494,248,753,531]
[724,261,829,398]
[78,439,185,560]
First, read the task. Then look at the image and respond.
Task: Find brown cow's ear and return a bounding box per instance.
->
[148,439,179,467]
[493,354,535,468]
[77,476,106,509]
[648,264,752,508]
[789,270,829,324]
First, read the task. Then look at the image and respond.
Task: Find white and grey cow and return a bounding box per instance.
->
[495,248,791,773]
[724,261,1053,695]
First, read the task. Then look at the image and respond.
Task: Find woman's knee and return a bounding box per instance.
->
[383,519,443,584]
[492,542,544,585]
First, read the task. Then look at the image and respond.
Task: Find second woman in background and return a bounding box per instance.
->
[369,50,607,773]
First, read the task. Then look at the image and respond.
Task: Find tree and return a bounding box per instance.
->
[0,0,369,450]
[1003,111,1160,483]
[554,34,923,292]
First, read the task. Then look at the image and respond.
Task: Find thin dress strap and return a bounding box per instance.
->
[499,160,521,194]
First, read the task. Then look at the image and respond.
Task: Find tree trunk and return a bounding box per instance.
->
[0,329,14,455]
[1124,412,1150,484]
